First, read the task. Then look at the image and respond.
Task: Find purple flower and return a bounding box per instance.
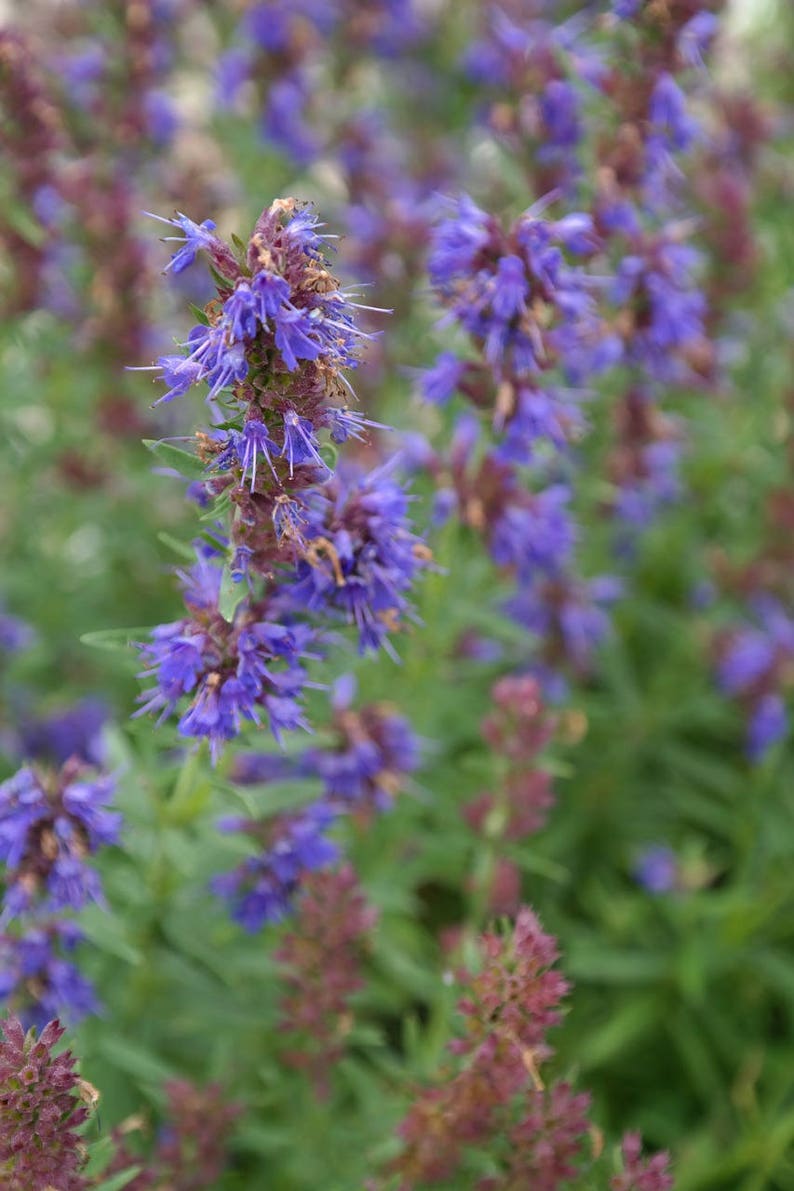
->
[280,409,327,475]
[136,553,316,760]
[634,846,678,894]
[420,353,466,405]
[540,79,581,150]
[649,74,698,153]
[211,804,338,931]
[274,307,323,371]
[236,420,280,488]
[0,923,97,1027]
[146,212,220,274]
[0,609,35,653]
[18,698,108,767]
[215,47,251,106]
[492,255,528,321]
[224,281,260,342]
[490,484,577,579]
[747,693,787,760]
[0,763,120,919]
[252,269,290,319]
[677,12,718,70]
[262,77,320,166]
[144,88,179,144]
[149,353,204,405]
[323,407,388,445]
[429,194,490,287]
[282,461,429,656]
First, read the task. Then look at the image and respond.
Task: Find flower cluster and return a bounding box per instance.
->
[136,544,316,760]
[465,676,557,836]
[389,907,672,1189]
[276,864,378,1095]
[0,1015,92,1190]
[215,679,418,928]
[611,1132,674,1191]
[102,1077,241,1191]
[426,196,603,433]
[716,596,794,760]
[0,758,118,1026]
[464,3,600,195]
[136,199,428,759]
[216,1,426,166]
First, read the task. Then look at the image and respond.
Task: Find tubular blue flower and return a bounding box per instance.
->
[420,352,466,405]
[634,846,677,894]
[252,269,290,319]
[491,255,528,322]
[490,484,577,580]
[237,420,280,489]
[211,803,338,931]
[224,280,260,342]
[273,306,323,371]
[136,552,316,760]
[677,12,718,70]
[0,922,97,1028]
[236,678,420,814]
[184,324,250,400]
[17,698,108,768]
[747,693,787,760]
[0,763,120,920]
[282,461,430,656]
[429,194,491,287]
[147,212,220,274]
[280,409,327,475]
[539,79,581,150]
[322,407,389,445]
[0,608,35,653]
[262,77,319,167]
[215,47,251,106]
[649,73,698,153]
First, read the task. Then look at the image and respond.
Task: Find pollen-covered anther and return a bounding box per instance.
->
[304,536,346,586]
[496,381,516,422]
[378,608,402,633]
[302,266,338,293]
[465,497,486,530]
[250,233,274,271]
[196,430,224,461]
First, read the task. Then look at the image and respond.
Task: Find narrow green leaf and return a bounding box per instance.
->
[143,439,205,480]
[88,1167,143,1191]
[188,302,209,325]
[80,627,151,652]
[219,561,245,623]
[157,531,196,561]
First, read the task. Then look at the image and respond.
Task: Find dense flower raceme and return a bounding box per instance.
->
[464,2,603,195]
[0,760,119,921]
[135,199,428,757]
[215,0,426,165]
[276,864,378,1094]
[0,921,98,1029]
[0,1015,92,1191]
[424,195,609,452]
[388,908,673,1190]
[464,675,558,843]
[715,596,794,760]
[102,1078,241,1191]
[214,683,418,929]
[136,543,317,761]
[413,414,621,684]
